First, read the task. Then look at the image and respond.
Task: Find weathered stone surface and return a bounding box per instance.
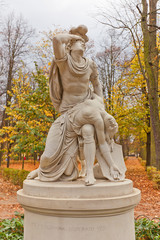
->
[17,179,141,240]
[17,25,141,240]
[27,25,126,186]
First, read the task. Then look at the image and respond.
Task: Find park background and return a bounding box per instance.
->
[0,0,159,239]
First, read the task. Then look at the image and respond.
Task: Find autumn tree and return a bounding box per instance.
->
[0,65,58,166]
[97,0,160,169]
[95,32,125,111]
[32,28,66,67]
[139,0,160,169]
[115,53,151,158]
[0,27,66,166]
[0,13,35,125]
[0,13,35,166]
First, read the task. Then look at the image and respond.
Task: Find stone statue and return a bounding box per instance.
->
[27,25,126,185]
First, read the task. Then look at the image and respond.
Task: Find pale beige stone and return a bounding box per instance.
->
[17,179,141,240]
[27,25,126,186]
[18,25,141,240]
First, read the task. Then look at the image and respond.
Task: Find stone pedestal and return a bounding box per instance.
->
[17,179,141,240]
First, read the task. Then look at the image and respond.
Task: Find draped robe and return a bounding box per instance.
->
[38,54,93,181]
[38,54,126,182]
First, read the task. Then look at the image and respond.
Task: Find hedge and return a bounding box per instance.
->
[2,168,30,188]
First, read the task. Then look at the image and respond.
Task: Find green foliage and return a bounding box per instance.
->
[0,212,24,240]
[135,218,160,240]
[0,64,58,158]
[2,168,29,187]
[0,216,159,239]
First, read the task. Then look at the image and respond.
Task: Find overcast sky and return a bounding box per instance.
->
[3,0,111,41]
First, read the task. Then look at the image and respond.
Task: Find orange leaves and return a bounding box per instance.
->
[0,158,159,220]
[125,157,160,218]
[0,174,23,220]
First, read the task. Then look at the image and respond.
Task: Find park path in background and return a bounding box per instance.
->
[0,176,23,220]
[0,157,159,220]
[125,157,160,219]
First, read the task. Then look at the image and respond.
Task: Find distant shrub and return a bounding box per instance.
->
[152,172,160,190]
[138,157,143,162]
[2,168,30,187]
[146,167,160,190]
[141,160,146,167]
[147,166,157,180]
[0,212,24,240]
[135,217,160,239]
[138,157,146,167]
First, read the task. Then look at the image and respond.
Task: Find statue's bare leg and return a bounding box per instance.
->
[78,138,86,177]
[79,159,86,177]
[99,144,121,180]
[95,119,121,180]
[81,124,96,186]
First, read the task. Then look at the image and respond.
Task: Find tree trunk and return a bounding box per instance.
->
[144,90,151,167]
[6,144,11,168]
[108,88,112,111]
[141,0,160,169]
[0,143,4,166]
[146,131,151,167]
[34,152,37,166]
[22,154,24,170]
[19,152,22,161]
[0,152,2,166]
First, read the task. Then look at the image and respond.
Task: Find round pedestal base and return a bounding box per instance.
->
[17,179,141,240]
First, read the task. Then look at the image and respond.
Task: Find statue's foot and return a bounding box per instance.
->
[110,166,121,180]
[79,167,86,177]
[79,170,86,177]
[27,169,38,180]
[79,160,86,177]
[85,175,96,186]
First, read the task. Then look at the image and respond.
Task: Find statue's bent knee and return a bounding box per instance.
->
[82,124,95,144]
[64,161,74,176]
[40,153,51,168]
[82,124,94,137]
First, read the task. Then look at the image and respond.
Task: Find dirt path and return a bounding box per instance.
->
[0,176,23,220]
[0,158,159,220]
[125,157,160,219]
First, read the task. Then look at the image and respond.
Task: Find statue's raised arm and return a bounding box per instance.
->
[53,33,84,60]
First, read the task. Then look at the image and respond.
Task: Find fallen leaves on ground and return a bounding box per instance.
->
[1,161,40,171]
[125,157,160,219]
[0,176,23,220]
[0,157,159,220]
